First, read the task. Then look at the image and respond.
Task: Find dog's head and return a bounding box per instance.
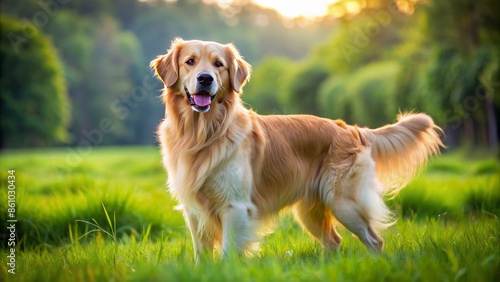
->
[151,38,251,113]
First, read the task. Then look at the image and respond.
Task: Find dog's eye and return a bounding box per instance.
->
[186,58,195,66]
[214,60,224,68]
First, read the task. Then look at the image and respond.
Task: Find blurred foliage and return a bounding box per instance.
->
[318,61,399,127]
[244,57,295,114]
[0,16,69,147]
[0,0,499,149]
[0,0,335,148]
[246,0,500,149]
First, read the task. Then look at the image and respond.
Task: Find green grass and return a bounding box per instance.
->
[0,147,499,281]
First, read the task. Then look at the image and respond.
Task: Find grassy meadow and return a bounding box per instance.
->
[0,147,499,281]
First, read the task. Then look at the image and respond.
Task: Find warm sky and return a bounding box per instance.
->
[213,0,340,19]
[252,0,339,18]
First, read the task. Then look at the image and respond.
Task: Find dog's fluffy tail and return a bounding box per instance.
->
[358,113,444,196]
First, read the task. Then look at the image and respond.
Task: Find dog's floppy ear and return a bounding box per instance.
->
[150,38,184,87]
[225,44,251,93]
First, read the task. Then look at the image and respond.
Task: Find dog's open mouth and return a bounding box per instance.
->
[185,87,215,113]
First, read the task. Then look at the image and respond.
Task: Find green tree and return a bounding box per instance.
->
[318,75,354,122]
[283,62,330,115]
[319,61,399,127]
[45,13,145,145]
[244,57,295,114]
[393,0,500,148]
[0,16,69,148]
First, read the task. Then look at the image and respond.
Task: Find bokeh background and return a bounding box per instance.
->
[1,2,500,281]
[1,0,499,151]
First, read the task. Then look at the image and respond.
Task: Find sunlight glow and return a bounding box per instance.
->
[344,1,361,14]
[252,0,339,19]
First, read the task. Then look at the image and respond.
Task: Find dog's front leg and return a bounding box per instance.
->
[183,210,214,263]
[220,202,257,258]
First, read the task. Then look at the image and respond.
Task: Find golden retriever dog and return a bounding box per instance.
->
[151,38,443,261]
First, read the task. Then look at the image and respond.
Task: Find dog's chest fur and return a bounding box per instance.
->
[160,113,254,215]
[199,158,252,208]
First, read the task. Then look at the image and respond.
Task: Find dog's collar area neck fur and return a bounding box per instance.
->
[184,86,215,113]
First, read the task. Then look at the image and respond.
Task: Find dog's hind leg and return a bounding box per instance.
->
[293,201,342,251]
[331,199,384,252]
[327,149,390,252]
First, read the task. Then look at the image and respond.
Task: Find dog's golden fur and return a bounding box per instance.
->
[151,38,443,261]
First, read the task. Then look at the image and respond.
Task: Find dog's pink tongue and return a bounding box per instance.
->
[193,94,211,107]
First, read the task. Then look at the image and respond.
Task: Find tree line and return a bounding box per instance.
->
[245,0,499,149]
[1,0,499,149]
[1,0,333,148]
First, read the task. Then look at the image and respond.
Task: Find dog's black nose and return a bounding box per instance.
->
[197,73,213,87]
